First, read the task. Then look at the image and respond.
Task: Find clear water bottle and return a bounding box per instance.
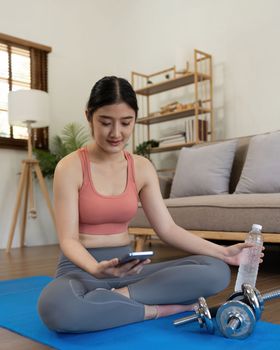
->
[234,224,263,292]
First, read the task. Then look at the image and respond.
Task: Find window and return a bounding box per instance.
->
[0,33,51,150]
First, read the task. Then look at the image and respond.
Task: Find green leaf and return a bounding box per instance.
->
[33,149,59,178]
[51,135,68,158]
[34,122,91,178]
[61,123,90,153]
[135,139,159,158]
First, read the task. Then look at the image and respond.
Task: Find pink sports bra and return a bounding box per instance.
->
[78,147,139,235]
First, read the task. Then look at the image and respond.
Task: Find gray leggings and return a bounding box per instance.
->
[38,245,231,333]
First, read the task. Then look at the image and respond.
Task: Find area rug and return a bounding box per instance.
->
[0,276,279,350]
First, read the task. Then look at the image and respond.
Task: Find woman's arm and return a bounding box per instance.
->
[137,157,259,265]
[53,153,100,275]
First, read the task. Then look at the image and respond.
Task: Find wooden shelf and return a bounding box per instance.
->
[149,142,196,153]
[132,50,213,156]
[135,72,210,96]
[136,107,211,125]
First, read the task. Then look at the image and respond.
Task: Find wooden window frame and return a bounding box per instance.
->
[0,33,52,150]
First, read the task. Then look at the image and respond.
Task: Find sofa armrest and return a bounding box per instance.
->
[158,175,173,198]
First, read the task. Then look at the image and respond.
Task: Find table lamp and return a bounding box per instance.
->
[6,89,55,253]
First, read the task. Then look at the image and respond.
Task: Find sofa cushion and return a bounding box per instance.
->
[170,140,237,198]
[158,175,173,199]
[228,136,250,193]
[130,193,280,233]
[235,131,280,193]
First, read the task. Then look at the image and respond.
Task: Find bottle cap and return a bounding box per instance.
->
[252,224,262,231]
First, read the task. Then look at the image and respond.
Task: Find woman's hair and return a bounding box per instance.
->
[86,76,138,121]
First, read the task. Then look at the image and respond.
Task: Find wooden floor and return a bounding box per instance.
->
[0,240,280,350]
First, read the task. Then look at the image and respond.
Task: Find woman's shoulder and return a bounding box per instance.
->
[55,149,82,176]
[130,153,154,168]
[130,153,157,179]
[130,152,149,167]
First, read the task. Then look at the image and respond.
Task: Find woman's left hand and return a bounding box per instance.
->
[223,243,265,266]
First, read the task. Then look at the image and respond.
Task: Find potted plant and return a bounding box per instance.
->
[135,140,159,159]
[34,122,90,178]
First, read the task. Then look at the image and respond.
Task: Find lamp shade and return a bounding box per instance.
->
[8,89,50,127]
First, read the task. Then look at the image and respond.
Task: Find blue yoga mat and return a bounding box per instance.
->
[0,276,279,350]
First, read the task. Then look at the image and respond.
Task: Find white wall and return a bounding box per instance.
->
[0,0,279,248]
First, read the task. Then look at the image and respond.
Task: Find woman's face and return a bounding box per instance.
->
[90,102,136,153]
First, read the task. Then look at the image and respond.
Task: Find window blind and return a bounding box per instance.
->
[0,33,51,149]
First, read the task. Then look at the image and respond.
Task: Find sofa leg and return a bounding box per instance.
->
[134,235,147,251]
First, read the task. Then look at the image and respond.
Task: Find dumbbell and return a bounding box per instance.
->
[173,297,219,334]
[216,284,280,339]
[173,296,251,337]
[173,284,280,339]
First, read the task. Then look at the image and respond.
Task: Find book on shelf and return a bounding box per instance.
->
[185,118,208,142]
[159,136,186,146]
[158,131,186,142]
[160,126,186,138]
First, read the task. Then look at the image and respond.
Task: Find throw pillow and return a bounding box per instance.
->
[170,140,237,198]
[235,131,280,193]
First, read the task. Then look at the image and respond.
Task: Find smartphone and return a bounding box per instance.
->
[118,251,154,265]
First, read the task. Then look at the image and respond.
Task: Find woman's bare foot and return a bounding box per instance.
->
[144,305,158,319]
[113,287,198,320]
[113,286,130,298]
[144,303,197,320]
[113,287,156,320]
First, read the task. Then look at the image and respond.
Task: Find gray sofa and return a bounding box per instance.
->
[129,131,280,250]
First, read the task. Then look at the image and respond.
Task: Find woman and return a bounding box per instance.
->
[38,76,263,333]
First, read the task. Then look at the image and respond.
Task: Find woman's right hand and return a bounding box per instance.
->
[92,258,151,279]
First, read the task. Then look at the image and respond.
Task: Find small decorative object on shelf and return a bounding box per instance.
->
[158,100,203,117]
[160,101,179,114]
[175,61,190,76]
[131,49,213,164]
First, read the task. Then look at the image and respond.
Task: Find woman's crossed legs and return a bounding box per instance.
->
[38,254,230,333]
